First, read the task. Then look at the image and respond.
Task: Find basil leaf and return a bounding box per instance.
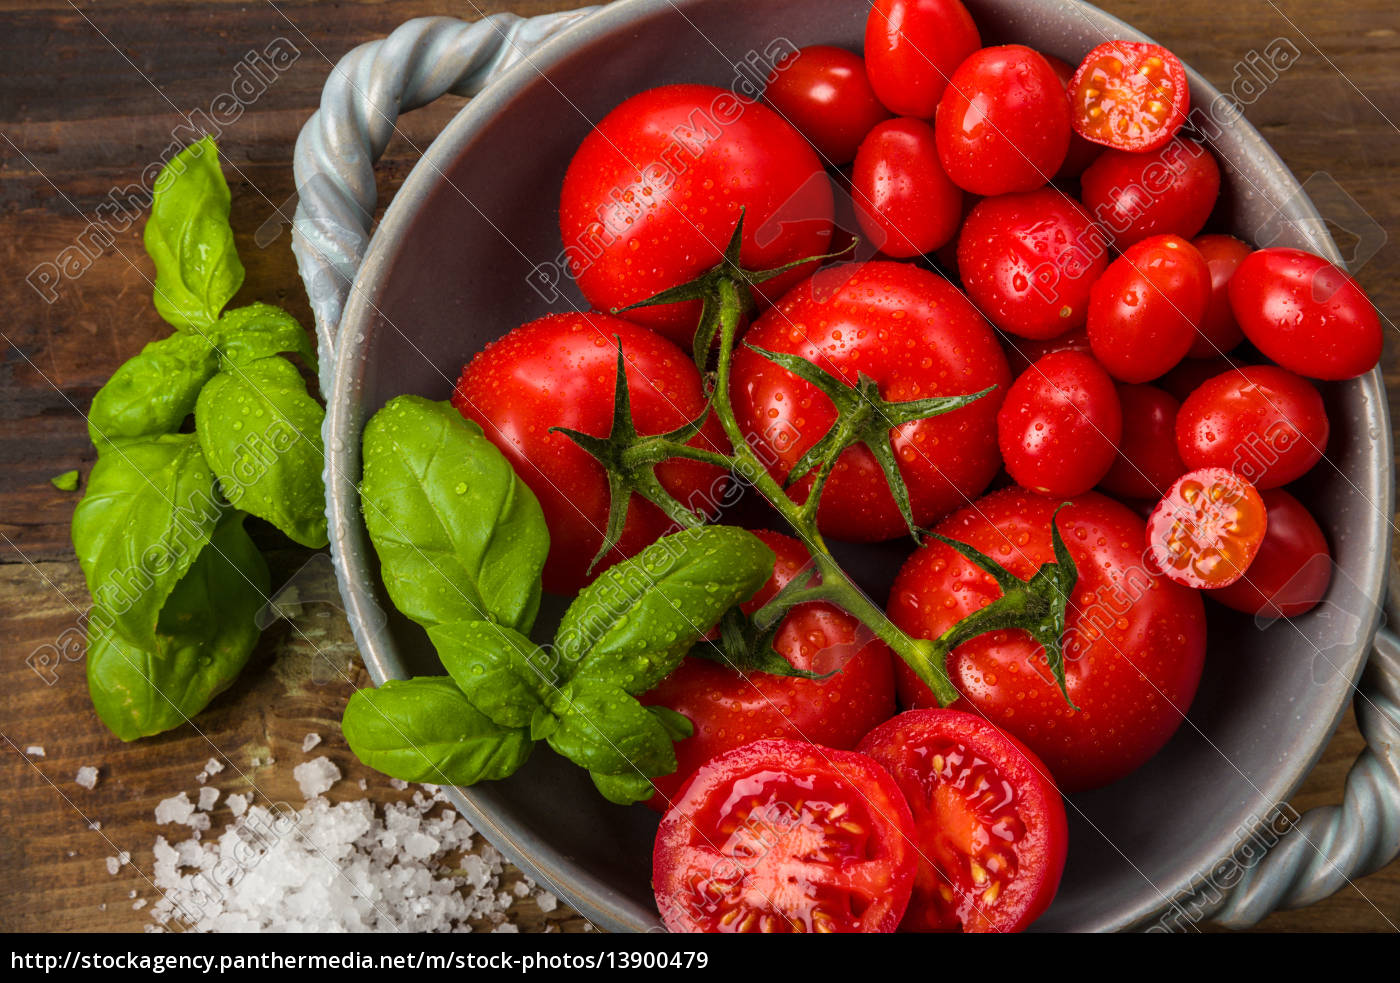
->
[143,137,244,331]
[591,770,656,806]
[87,332,219,446]
[341,677,532,785]
[545,677,677,778]
[195,355,328,548]
[71,433,224,654]
[647,705,694,742]
[86,514,268,741]
[554,526,774,693]
[51,470,80,492]
[215,303,318,376]
[360,396,549,634]
[428,620,550,729]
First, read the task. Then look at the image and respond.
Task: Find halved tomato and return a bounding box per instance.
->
[1068,41,1190,152]
[1146,467,1268,588]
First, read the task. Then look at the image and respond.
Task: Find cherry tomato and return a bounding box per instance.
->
[1146,467,1268,589]
[1068,41,1190,152]
[956,189,1108,339]
[1175,364,1328,489]
[1099,384,1187,499]
[643,531,895,810]
[852,118,963,258]
[1044,54,1103,179]
[857,709,1068,933]
[764,45,892,165]
[559,84,834,347]
[1080,139,1220,251]
[452,313,729,594]
[864,0,981,118]
[1087,234,1211,383]
[1002,325,1093,377]
[1159,353,1251,403]
[935,46,1072,196]
[997,351,1123,497]
[732,261,1011,542]
[1228,247,1383,380]
[891,488,1207,792]
[1189,234,1252,357]
[1208,488,1332,618]
[652,739,917,933]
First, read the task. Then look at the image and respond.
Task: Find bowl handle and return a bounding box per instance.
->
[289,9,599,396]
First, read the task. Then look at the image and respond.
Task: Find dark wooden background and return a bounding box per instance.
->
[1,0,1397,933]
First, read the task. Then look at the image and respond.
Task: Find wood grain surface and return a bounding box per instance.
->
[1,0,1397,934]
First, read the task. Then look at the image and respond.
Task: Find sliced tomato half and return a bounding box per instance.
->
[1068,40,1190,152]
[1146,466,1268,588]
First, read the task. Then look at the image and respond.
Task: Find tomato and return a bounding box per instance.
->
[956,189,1108,339]
[852,118,963,258]
[764,45,892,164]
[891,488,1207,792]
[997,351,1122,497]
[864,0,981,118]
[1159,353,1250,403]
[1146,467,1267,589]
[935,46,1072,196]
[652,739,917,933]
[1044,54,1103,179]
[1208,488,1332,618]
[1080,139,1220,251]
[643,530,896,810]
[1228,247,1383,380]
[1002,325,1092,377]
[857,709,1068,933]
[1189,234,1252,357]
[559,84,834,347]
[1087,234,1211,383]
[731,261,1011,542]
[1175,364,1328,489]
[452,313,728,594]
[1099,384,1187,500]
[1068,41,1190,152]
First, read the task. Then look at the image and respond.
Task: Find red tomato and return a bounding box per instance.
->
[997,351,1123,497]
[857,709,1068,933]
[1228,247,1383,380]
[1175,364,1328,489]
[1080,139,1220,250]
[1044,54,1103,179]
[764,45,892,164]
[852,118,963,258]
[643,530,895,810]
[559,84,834,347]
[652,739,917,933]
[1159,353,1251,403]
[1189,234,1252,357]
[452,313,729,594]
[956,188,1108,339]
[1208,488,1332,618]
[864,0,981,117]
[935,46,1071,196]
[731,261,1011,542]
[1099,384,1187,499]
[1002,326,1092,377]
[1146,467,1268,589]
[1087,234,1211,383]
[1068,41,1190,152]
[891,489,1207,792]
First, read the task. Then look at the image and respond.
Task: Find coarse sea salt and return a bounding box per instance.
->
[75,766,99,789]
[24,745,44,758]
[302,733,322,753]
[293,756,341,799]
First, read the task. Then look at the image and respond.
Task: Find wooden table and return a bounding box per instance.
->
[1,0,1396,934]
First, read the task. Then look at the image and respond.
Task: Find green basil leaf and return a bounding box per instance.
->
[195,355,328,548]
[86,514,268,741]
[143,137,244,331]
[214,303,318,376]
[360,396,549,634]
[545,678,677,778]
[87,332,219,446]
[51,470,80,492]
[554,526,774,693]
[647,705,694,742]
[71,433,224,653]
[591,770,656,806]
[428,620,550,729]
[341,676,532,785]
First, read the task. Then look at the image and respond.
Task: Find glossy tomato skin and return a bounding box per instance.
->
[1080,139,1220,251]
[764,45,892,164]
[1189,234,1252,357]
[560,85,834,347]
[452,313,729,594]
[1087,234,1211,383]
[1145,467,1268,589]
[997,351,1123,497]
[1068,41,1190,152]
[1208,488,1332,618]
[732,261,1011,542]
[653,739,917,933]
[935,46,1071,196]
[1228,247,1383,380]
[852,118,963,258]
[858,709,1068,933]
[956,189,1108,339]
[864,0,981,117]
[891,488,1208,792]
[1044,54,1103,179]
[1099,384,1187,499]
[643,530,896,810]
